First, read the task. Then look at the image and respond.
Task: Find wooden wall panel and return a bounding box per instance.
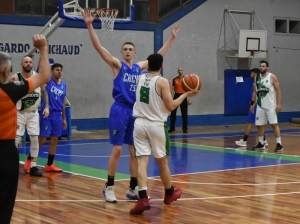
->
[0,0,14,15]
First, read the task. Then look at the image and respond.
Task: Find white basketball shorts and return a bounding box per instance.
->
[133,118,170,159]
[17,110,40,136]
[255,105,278,125]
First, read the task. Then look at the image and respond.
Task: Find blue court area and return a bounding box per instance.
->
[18,132,299,179]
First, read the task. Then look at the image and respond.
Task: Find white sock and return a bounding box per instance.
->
[258,136,264,144]
[31,161,37,168]
[276,137,281,144]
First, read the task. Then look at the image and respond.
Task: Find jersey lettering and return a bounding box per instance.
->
[51,85,64,96]
[123,73,138,83]
[140,86,150,104]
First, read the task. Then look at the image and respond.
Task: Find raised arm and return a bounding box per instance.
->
[272,74,282,112]
[10,73,18,82]
[82,8,121,73]
[29,35,50,89]
[137,24,180,70]
[157,23,179,56]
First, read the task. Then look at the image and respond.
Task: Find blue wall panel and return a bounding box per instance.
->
[224,69,253,115]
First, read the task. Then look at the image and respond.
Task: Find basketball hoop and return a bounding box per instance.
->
[95,8,119,31]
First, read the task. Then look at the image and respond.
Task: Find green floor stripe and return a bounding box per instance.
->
[19,153,130,180]
[171,142,300,162]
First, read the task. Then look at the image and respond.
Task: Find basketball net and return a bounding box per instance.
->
[96,8,119,31]
[250,50,260,68]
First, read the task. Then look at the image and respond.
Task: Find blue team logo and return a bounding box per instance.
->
[45,126,48,130]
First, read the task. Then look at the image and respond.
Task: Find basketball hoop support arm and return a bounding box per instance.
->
[25,12,65,57]
[25,0,83,56]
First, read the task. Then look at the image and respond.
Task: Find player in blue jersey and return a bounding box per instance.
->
[39,63,67,172]
[82,8,180,203]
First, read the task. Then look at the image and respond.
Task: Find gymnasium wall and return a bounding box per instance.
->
[0,0,300,130]
[0,24,154,119]
[162,0,300,116]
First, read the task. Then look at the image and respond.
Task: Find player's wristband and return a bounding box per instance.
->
[250,101,254,105]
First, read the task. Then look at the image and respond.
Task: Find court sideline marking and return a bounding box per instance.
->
[16,191,300,202]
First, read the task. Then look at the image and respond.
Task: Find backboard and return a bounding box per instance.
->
[59,0,135,24]
[238,30,267,58]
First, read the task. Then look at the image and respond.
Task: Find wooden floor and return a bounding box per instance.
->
[12,123,300,224]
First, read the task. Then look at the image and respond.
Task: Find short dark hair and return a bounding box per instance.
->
[251,68,260,75]
[260,60,269,67]
[51,63,63,70]
[147,53,163,72]
[122,42,135,50]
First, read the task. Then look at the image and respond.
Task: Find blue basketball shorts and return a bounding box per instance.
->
[109,102,135,145]
[247,105,257,123]
[40,111,62,137]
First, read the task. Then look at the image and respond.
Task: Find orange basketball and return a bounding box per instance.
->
[182,74,202,92]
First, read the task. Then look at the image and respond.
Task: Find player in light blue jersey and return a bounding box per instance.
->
[39,63,67,172]
[82,8,180,203]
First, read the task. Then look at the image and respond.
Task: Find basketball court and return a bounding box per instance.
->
[6,0,300,223]
[12,123,300,223]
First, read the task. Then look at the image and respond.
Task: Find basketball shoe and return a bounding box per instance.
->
[164,188,182,205]
[126,186,139,200]
[235,139,247,147]
[45,164,63,172]
[274,143,283,153]
[103,185,117,203]
[126,186,151,200]
[252,142,265,151]
[24,158,31,174]
[130,197,151,214]
[30,167,43,177]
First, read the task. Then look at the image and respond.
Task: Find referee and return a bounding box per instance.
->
[168,67,192,133]
[0,35,50,224]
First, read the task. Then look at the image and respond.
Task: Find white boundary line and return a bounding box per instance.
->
[43,153,130,158]
[18,141,110,148]
[16,191,300,202]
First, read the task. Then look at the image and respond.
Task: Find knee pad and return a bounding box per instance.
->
[15,136,22,147]
[29,135,39,157]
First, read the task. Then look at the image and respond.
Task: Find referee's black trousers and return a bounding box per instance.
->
[169,93,188,132]
[0,140,19,224]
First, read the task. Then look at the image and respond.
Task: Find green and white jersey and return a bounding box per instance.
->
[256,72,276,109]
[133,74,169,122]
[16,71,41,112]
